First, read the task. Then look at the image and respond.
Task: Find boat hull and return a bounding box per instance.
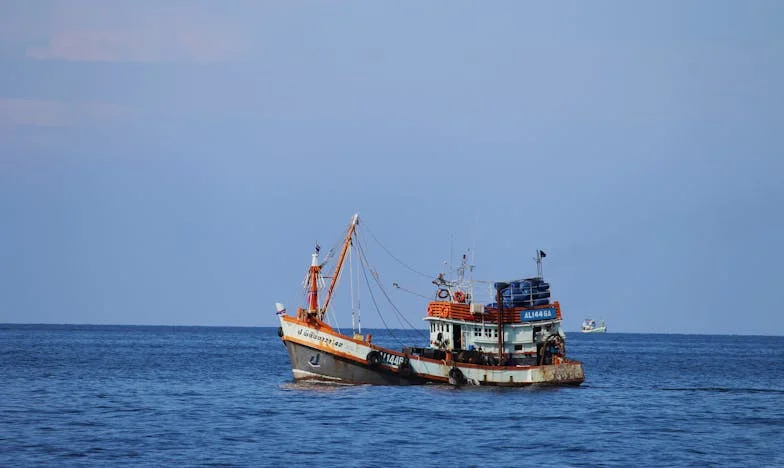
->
[284,340,422,385]
[581,327,607,333]
[279,316,584,387]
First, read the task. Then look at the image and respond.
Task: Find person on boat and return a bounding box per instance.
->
[434,332,449,350]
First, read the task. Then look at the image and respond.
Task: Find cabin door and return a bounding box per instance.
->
[452,325,462,350]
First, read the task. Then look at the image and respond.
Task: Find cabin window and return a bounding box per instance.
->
[474,327,480,337]
[493,329,498,338]
[446,324,450,332]
[484,328,491,338]
[514,344,522,351]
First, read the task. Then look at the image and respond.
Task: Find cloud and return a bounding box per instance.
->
[0,98,127,128]
[0,99,70,128]
[27,27,242,64]
[14,1,247,63]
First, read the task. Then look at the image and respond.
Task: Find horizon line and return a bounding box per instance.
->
[1,322,781,338]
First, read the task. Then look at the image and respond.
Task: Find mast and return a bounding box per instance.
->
[306,250,321,313]
[535,249,545,278]
[320,214,359,319]
[495,282,509,365]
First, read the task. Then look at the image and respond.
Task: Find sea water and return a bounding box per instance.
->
[1,324,782,467]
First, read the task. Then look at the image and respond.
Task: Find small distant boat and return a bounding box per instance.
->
[581,319,606,333]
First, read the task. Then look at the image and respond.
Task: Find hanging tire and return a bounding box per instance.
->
[277,327,284,338]
[366,351,382,368]
[398,359,414,378]
[448,367,466,385]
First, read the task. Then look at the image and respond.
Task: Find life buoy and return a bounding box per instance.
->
[453,291,466,303]
[437,289,450,299]
[448,367,466,386]
[366,350,382,368]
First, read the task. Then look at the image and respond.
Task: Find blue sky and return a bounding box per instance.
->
[1,1,782,334]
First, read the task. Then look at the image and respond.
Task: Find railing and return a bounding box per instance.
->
[426,301,562,323]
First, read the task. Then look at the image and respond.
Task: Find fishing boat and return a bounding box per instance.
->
[581,319,607,333]
[276,214,584,387]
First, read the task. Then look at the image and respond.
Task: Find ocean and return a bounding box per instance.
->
[1,324,782,467]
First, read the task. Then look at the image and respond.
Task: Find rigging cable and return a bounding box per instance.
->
[392,283,433,301]
[356,244,362,334]
[364,224,433,279]
[355,245,405,347]
[349,244,355,334]
[358,232,428,334]
[355,232,429,342]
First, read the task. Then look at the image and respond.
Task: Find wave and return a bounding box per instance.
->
[657,386,784,394]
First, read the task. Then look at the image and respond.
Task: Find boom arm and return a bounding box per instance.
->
[320,214,359,318]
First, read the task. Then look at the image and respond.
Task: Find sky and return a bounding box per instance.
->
[0,1,782,335]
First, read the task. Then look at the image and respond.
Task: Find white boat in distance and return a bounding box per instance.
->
[581,319,606,333]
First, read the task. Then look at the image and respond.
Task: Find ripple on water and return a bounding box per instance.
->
[0,326,782,467]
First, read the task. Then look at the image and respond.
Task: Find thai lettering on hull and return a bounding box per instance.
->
[297,328,345,348]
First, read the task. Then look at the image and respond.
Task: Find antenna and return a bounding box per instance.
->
[449,234,454,283]
[535,249,546,278]
[467,249,475,303]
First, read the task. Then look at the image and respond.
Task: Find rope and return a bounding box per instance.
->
[349,245,355,334]
[392,283,433,301]
[289,221,430,345]
[364,224,433,279]
[356,247,362,334]
[355,235,429,342]
[355,244,405,347]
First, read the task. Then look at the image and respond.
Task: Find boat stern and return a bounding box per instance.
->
[534,359,585,385]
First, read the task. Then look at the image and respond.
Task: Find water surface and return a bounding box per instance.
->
[1,325,782,466]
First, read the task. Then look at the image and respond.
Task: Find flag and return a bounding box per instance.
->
[315,243,321,253]
[539,250,547,258]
